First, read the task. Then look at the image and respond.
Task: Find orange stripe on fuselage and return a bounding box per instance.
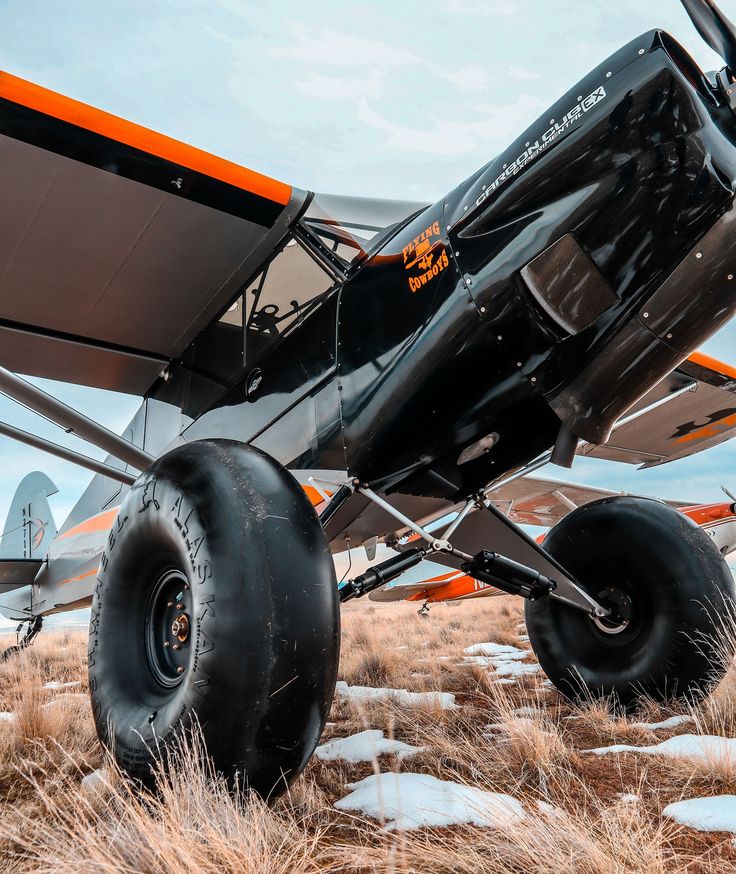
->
[0,71,292,206]
[60,568,98,586]
[680,502,736,526]
[302,484,333,507]
[56,508,119,541]
[57,484,329,542]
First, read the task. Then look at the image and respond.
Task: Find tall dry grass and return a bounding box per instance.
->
[0,599,735,871]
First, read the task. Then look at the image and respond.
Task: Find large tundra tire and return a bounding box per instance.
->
[88,439,339,796]
[525,497,735,707]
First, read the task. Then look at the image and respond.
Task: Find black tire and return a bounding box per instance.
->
[88,439,339,796]
[525,496,736,707]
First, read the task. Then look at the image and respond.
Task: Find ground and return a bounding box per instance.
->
[2,598,736,871]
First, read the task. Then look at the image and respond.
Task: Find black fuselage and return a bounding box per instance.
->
[161,30,736,504]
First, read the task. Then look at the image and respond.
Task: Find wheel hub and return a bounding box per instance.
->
[590,586,633,635]
[145,569,192,687]
[171,613,190,643]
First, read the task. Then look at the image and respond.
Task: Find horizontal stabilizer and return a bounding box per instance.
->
[0,558,42,590]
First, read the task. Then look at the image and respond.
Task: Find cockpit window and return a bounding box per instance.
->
[218,235,335,364]
[302,192,429,266]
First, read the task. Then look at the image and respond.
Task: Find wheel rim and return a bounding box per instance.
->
[144,568,192,688]
[586,581,647,646]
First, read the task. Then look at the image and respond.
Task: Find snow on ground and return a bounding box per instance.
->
[586,734,736,763]
[334,681,459,710]
[460,642,539,678]
[493,661,541,677]
[0,712,13,721]
[463,643,528,658]
[335,772,525,831]
[663,796,736,834]
[514,706,541,717]
[630,715,695,731]
[315,730,424,763]
[42,681,81,690]
[80,768,111,798]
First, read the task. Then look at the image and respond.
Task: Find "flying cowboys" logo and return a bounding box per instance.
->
[402,220,450,293]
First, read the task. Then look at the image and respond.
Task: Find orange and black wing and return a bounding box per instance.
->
[0,71,305,393]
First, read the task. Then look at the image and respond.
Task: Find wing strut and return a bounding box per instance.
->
[0,421,136,485]
[0,364,152,471]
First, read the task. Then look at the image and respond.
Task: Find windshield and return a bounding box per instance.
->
[302,192,429,266]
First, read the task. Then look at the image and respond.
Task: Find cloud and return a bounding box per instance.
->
[294,72,384,101]
[356,93,548,157]
[273,25,492,101]
[440,65,492,92]
[272,24,423,70]
[508,64,540,81]
[442,0,519,16]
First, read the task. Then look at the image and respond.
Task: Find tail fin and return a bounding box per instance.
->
[0,472,58,559]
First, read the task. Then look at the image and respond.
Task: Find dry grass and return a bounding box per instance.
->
[0,599,736,871]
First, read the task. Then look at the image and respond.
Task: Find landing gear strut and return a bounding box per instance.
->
[0,615,43,662]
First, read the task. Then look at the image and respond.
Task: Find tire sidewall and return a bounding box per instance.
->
[525,497,735,704]
[88,439,339,792]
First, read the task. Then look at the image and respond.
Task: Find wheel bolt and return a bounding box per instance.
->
[173,643,181,651]
[177,666,184,674]
[167,601,174,608]
[176,603,184,610]
[163,641,170,648]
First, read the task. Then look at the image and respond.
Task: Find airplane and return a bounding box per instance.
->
[2,0,736,798]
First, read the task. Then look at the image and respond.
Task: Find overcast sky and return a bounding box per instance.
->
[0,0,736,536]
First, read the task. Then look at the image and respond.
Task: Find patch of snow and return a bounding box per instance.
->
[630,715,695,732]
[80,768,110,797]
[493,661,541,677]
[460,655,496,668]
[519,634,530,642]
[618,793,640,803]
[514,706,541,717]
[663,796,736,834]
[0,711,14,721]
[486,717,536,732]
[335,681,459,710]
[536,800,561,817]
[493,678,516,686]
[335,772,525,831]
[464,643,528,658]
[315,729,424,763]
[586,734,736,763]
[43,680,81,690]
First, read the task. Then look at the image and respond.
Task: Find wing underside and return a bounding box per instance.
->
[580,352,736,467]
[0,71,304,394]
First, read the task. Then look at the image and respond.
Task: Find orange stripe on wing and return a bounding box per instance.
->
[0,71,292,206]
[56,508,119,541]
[687,350,736,381]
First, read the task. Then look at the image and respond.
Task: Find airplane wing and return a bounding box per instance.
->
[0,71,304,394]
[580,352,736,468]
[488,474,685,527]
